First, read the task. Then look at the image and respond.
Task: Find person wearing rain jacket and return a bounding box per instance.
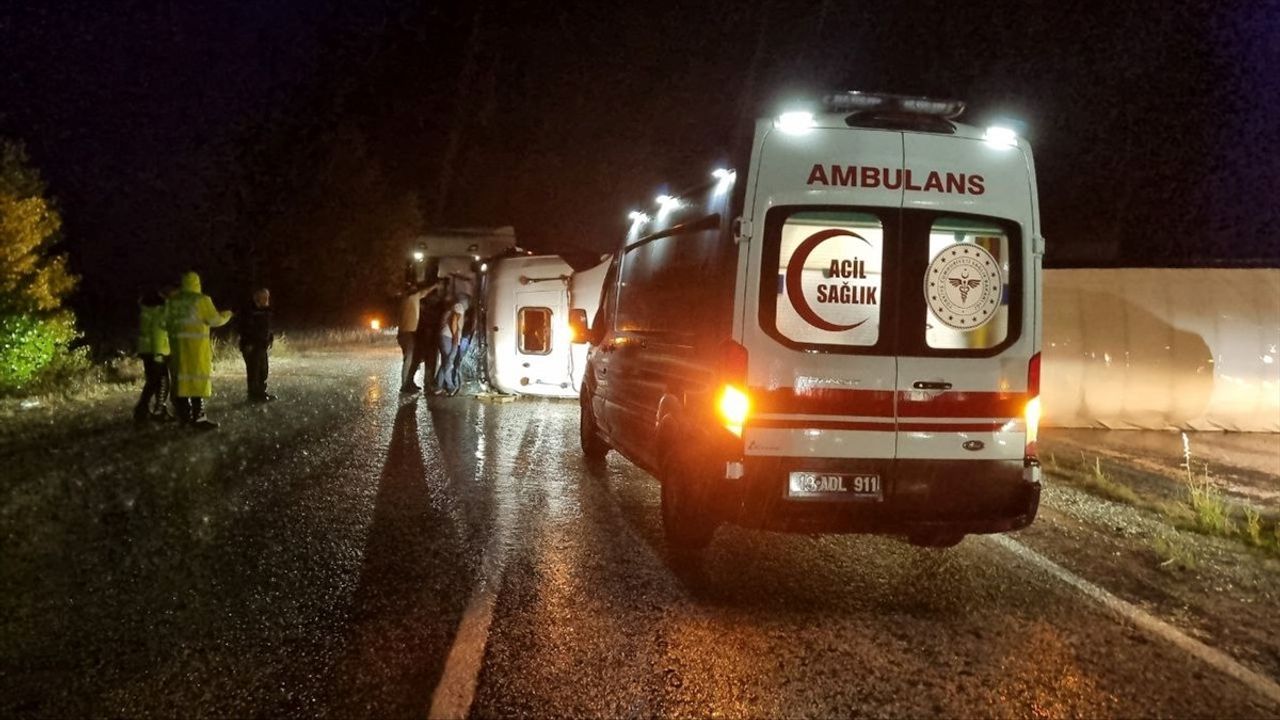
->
[166,271,233,428]
[133,290,172,422]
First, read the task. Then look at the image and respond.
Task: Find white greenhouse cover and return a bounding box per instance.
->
[1042,269,1280,431]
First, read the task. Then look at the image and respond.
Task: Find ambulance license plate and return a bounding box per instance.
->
[788,472,882,500]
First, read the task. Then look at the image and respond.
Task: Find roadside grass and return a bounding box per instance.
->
[210,327,389,364]
[1151,532,1198,572]
[7,347,139,400]
[1044,436,1280,559]
[3,327,388,407]
[230,325,396,361]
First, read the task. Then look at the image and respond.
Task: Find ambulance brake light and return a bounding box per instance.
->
[1025,352,1042,462]
[717,385,750,437]
[716,339,750,436]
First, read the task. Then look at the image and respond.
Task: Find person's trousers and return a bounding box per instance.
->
[416,332,439,390]
[135,354,169,416]
[242,346,269,399]
[436,337,458,392]
[168,348,180,414]
[451,336,471,389]
[398,332,417,388]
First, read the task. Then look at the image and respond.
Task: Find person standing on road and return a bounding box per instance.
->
[397,281,439,393]
[435,294,466,395]
[415,283,447,393]
[161,284,181,417]
[133,290,172,423]
[168,271,233,428]
[239,287,276,403]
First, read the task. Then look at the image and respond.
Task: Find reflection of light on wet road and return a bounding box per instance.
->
[428,400,523,720]
[989,623,1110,718]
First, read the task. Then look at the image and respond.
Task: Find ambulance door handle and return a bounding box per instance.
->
[912,381,952,390]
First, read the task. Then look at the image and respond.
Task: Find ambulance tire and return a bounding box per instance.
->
[660,446,717,551]
[579,389,609,461]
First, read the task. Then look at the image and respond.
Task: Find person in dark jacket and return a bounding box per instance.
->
[239,288,276,402]
[414,285,447,392]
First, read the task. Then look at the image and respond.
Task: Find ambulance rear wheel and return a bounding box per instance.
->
[660,447,717,551]
[579,389,609,461]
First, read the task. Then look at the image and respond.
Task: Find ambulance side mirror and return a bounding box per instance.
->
[569,308,591,345]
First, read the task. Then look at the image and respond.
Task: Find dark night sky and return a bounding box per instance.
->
[1,0,1277,334]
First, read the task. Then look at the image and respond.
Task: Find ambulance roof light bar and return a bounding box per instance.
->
[824,91,966,119]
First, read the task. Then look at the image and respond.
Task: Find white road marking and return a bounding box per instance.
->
[989,534,1280,708]
[427,547,507,720]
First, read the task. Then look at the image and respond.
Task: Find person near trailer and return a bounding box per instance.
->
[239,287,276,403]
[397,281,440,393]
[434,294,467,395]
[414,283,447,392]
[449,294,474,392]
[133,289,172,422]
[167,271,233,428]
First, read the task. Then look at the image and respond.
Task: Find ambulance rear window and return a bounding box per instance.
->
[764,211,886,350]
[923,217,1012,350]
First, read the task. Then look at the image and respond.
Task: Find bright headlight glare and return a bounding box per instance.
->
[984,125,1019,147]
[775,111,816,134]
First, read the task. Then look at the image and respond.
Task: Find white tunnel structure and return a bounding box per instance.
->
[1042,269,1280,431]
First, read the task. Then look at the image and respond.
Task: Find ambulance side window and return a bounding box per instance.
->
[923,217,1013,350]
[616,215,734,339]
[593,259,618,336]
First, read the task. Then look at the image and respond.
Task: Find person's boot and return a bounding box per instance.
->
[174,397,192,424]
[191,398,219,430]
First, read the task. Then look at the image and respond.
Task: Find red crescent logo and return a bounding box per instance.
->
[784,228,872,332]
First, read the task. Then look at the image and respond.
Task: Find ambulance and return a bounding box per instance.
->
[571,92,1044,549]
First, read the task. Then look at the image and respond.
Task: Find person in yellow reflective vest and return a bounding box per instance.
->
[133,290,172,422]
[166,271,233,428]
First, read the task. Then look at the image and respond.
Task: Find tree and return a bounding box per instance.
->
[0,138,79,391]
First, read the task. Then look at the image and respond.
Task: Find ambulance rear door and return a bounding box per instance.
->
[740,125,905,463]
[894,132,1038,463]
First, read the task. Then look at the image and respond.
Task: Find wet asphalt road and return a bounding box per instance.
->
[2,347,1276,718]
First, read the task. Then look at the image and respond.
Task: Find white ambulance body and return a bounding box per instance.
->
[575,92,1043,549]
[487,254,610,398]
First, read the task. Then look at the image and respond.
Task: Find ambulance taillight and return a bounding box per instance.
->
[1025,352,1042,464]
[716,340,750,436]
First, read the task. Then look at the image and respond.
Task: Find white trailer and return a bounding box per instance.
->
[486,254,610,397]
